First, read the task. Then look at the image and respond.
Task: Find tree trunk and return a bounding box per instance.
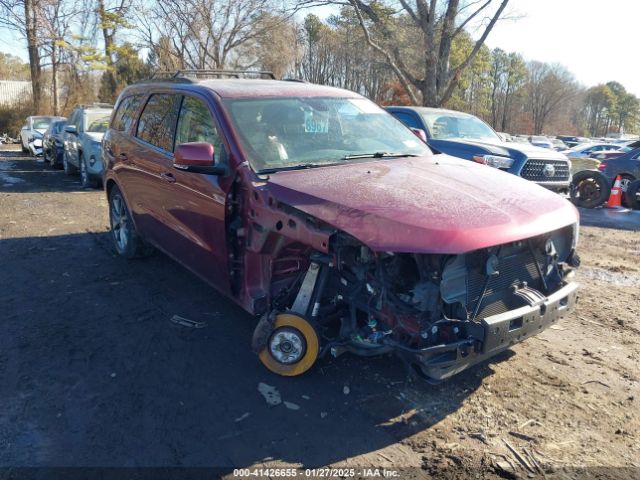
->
[24,0,42,112]
[51,41,58,115]
[97,0,117,101]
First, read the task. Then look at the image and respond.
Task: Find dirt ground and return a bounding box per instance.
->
[1,146,639,479]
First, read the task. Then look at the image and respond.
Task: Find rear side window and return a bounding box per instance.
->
[136,94,181,151]
[112,95,143,132]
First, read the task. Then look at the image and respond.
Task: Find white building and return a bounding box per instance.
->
[0,80,32,106]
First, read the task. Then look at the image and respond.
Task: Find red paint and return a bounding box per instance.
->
[265,155,579,254]
[174,142,215,167]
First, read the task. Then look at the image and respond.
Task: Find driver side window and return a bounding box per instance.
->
[175,96,227,163]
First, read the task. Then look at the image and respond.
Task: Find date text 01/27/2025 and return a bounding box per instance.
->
[233,468,400,478]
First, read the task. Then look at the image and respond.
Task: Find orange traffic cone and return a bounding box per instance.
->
[606,175,623,208]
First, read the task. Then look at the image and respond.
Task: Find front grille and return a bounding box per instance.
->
[466,247,544,319]
[520,159,570,182]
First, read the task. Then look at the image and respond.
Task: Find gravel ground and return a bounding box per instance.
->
[1,146,639,479]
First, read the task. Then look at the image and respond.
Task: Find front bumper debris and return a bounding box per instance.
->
[413,282,579,380]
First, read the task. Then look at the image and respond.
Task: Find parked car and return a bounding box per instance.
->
[42,118,67,168]
[597,147,640,207]
[385,107,571,192]
[103,73,580,382]
[557,136,589,148]
[20,116,64,156]
[550,138,568,151]
[529,135,553,149]
[511,135,531,145]
[561,142,623,159]
[590,140,640,161]
[63,104,113,187]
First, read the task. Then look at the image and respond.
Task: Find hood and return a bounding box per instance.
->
[444,138,568,160]
[266,155,578,254]
[86,132,104,143]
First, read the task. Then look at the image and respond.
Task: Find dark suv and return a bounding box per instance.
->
[386,106,572,193]
[103,71,580,381]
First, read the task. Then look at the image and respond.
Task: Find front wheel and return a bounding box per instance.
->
[258,313,320,377]
[80,155,97,188]
[570,170,609,208]
[63,151,78,175]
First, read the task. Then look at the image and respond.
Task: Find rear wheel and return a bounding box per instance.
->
[570,170,609,208]
[108,185,153,258]
[258,313,320,377]
[626,179,640,210]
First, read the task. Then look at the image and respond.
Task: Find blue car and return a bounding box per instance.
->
[596,147,640,207]
[386,106,571,193]
[43,118,67,168]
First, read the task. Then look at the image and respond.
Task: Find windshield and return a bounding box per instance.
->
[86,112,111,132]
[420,111,501,142]
[224,97,432,172]
[53,121,66,134]
[32,117,53,130]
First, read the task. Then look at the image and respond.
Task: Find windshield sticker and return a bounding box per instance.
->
[304,111,329,133]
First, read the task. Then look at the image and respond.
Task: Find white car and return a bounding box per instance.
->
[20,116,64,156]
[62,104,113,188]
[561,142,626,159]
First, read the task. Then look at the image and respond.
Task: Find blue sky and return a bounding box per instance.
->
[1,0,638,96]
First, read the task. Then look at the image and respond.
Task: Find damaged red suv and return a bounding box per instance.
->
[103,71,580,381]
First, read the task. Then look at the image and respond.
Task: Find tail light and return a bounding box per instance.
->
[598,162,607,171]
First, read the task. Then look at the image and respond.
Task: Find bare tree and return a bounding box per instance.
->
[527,62,577,134]
[39,0,84,114]
[0,0,44,110]
[138,0,290,72]
[328,0,510,106]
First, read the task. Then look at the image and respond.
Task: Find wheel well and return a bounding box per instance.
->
[106,179,117,197]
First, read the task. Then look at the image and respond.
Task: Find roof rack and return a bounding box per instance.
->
[150,69,276,81]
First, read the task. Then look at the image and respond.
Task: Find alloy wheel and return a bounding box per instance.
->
[80,157,88,186]
[110,193,129,253]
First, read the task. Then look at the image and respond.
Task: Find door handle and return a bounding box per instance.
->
[118,153,128,161]
[160,172,176,183]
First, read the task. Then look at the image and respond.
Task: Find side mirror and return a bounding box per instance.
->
[409,128,428,143]
[64,125,78,135]
[174,142,226,175]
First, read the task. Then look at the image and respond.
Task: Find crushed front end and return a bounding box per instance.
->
[256,221,579,381]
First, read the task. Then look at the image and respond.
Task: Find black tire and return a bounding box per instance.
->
[619,175,635,208]
[626,179,640,210]
[570,170,610,208]
[108,185,154,259]
[80,155,97,188]
[63,150,78,175]
[50,152,61,169]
